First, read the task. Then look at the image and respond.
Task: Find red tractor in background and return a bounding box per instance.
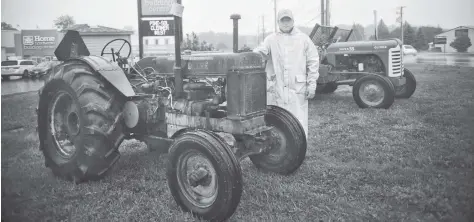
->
[311,24,417,109]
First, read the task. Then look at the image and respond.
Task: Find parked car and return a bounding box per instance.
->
[402,45,418,56]
[1,60,37,80]
[29,60,62,79]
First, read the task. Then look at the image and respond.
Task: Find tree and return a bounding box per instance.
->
[54,15,75,31]
[450,35,472,52]
[414,28,428,50]
[1,22,16,30]
[403,22,416,45]
[351,23,365,41]
[377,19,391,39]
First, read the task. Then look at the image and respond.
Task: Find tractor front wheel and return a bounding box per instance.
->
[166,130,243,222]
[352,74,395,109]
[395,68,417,98]
[249,105,307,175]
[37,62,126,183]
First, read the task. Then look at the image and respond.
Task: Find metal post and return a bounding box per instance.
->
[321,0,325,26]
[230,14,241,53]
[326,0,330,26]
[174,0,183,98]
[274,0,277,32]
[374,10,378,40]
[137,0,143,59]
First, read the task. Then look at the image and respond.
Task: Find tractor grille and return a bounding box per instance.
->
[389,46,403,77]
[226,70,267,120]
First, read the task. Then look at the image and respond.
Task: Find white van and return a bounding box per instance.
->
[1,59,37,80]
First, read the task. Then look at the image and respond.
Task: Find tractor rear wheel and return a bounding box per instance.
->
[166,130,243,222]
[395,68,417,98]
[37,61,126,183]
[316,83,338,94]
[352,74,395,109]
[249,105,307,175]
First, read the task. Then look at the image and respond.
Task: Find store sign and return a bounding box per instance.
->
[21,30,59,56]
[141,0,176,16]
[140,19,175,36]
[434,36,447,44]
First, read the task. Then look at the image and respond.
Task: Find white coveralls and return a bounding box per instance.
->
[253,27,320,137]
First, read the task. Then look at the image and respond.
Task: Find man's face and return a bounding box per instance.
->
[279,16,294,32]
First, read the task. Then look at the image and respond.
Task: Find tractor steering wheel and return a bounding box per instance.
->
[100,38,132,63]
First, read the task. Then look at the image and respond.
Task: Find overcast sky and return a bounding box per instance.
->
[2,0,473,35]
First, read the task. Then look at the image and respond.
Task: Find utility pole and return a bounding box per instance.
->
[273,0,277,32]
[399,6,406,45]
[321,0,325,26]
[326,0,330,26]
[257,17,260,45]
[262,15,266,40]
[374,10,378,40]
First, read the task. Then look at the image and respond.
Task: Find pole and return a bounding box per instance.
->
[326,0,330,26]
[262,15,265,40]
[137,0,143,59]
[400,6,405,45]
[374,10,378,40]
[274,0,277,32]
[257,18,260,45]
[174,0,183,98]
[321,0,325,26]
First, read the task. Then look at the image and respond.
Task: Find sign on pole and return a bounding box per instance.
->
[140,18,175,37]
[137,0,183,59]
[433,36,447,44]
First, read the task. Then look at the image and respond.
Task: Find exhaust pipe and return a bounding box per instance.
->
[230,14,241,53]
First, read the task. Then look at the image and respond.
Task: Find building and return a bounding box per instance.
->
[433,26,474,53]
[64,24,134,57]
[1,28,21,61]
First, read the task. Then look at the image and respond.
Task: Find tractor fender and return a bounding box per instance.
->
[44,55,135,97]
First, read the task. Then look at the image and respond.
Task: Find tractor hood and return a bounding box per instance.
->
[327,38,401,54]
[135,52,265,77]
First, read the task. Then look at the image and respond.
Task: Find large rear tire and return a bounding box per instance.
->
[352,74,395,109]
[37,61,126,183]
[395,68,416,98]
[166,130,243,222]
[249,105,307,175]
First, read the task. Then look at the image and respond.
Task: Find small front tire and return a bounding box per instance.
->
[166,130,243,222]
[352,74,395,109]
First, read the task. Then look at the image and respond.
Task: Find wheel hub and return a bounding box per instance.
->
[177,151,218,208]
[49,91,79,158]
[359,81,384,106]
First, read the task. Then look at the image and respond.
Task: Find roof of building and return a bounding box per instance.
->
[436,26,474,36]
[64,24,133,35]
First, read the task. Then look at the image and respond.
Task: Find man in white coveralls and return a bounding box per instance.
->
[253,9,320,137]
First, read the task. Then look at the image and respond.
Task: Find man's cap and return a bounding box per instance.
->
[278,9,294,21]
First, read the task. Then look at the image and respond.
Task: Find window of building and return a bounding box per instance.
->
[155,39,159,45]
[145,39,149,45]
[165,39,169,45]
[455,29,468,37]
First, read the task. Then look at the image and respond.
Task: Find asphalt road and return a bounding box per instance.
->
[1,53,473,96]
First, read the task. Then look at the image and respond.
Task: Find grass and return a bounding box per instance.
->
[2,64,474,221]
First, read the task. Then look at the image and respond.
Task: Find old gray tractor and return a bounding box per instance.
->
[35,14,306,221]
[311,24,417,109]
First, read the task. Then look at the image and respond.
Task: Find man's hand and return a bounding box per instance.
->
[306,84,316,99]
